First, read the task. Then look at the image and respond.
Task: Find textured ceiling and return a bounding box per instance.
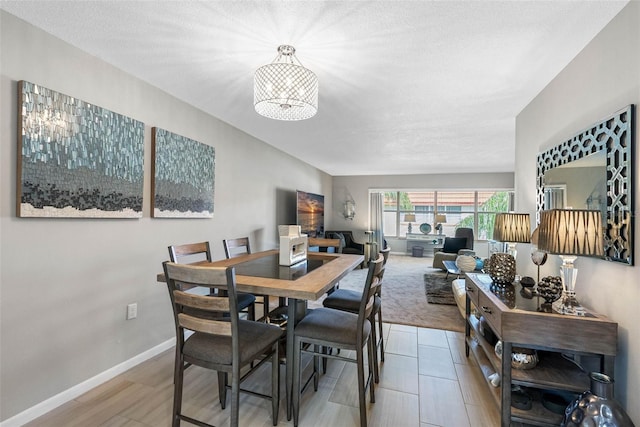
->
[0,1,628,176]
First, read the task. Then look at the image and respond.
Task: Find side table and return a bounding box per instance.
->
[464,272,617,427]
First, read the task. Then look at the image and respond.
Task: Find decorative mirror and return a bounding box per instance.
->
[536,105,634,265]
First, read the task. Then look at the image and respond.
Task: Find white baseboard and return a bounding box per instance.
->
[0,338,175,427]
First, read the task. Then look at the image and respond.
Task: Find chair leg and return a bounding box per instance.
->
[248,303,256,321]
[231,366,241,427]
[292,337,302,427]
[367,338,376,404]
[313,345,320,391]
[377,308,385,362]
[218,372,227,409]
[173,353,184,427]
[369,313,380,384]
[356,344,368,427]
[272,342,280,426]
[263,295,270,319]
[322,346,328,374]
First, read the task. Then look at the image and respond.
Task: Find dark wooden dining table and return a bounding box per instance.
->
[157,249,364,420]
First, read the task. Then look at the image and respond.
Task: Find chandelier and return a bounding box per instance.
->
[254,45,318,121]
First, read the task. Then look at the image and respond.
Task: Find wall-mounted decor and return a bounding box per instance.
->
[151,128,215,218]
[536,105,634,265]
[17,81,145,218]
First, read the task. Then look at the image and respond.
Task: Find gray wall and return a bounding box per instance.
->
[0,11,331,421]
[516,2,639,422]
[331,173,514,254]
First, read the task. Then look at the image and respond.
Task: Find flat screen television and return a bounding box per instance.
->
[296,190,324,237]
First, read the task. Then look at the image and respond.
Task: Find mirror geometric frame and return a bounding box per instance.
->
[536,104,634,265]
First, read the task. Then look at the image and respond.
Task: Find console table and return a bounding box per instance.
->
[464,273,617,427]
[405,233,446,256]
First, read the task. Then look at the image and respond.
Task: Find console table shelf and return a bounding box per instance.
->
[468,336,501,406]
[464,273,618,427]
[405,233,445,256]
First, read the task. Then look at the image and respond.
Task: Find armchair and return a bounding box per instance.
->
[432,227,475,270]
[324,230,365,256]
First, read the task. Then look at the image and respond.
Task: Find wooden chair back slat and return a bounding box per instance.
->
[177,313,232,336]
[308,238,341,248]
[223,237,251,259]
[165,262,228,285]
[363,276,380,318]
[379,247,391,265]
[168,242,212,263]
[173,289,230,312]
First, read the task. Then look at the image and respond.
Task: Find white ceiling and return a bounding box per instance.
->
[1,1,629,176]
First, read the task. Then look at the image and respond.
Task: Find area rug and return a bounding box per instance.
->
[312,254,465,332]
[424,272,456,305]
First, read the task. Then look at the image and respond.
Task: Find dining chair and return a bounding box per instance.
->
[168,242,256,320]
[322,248,389,383]
[292,254,384,427]
[308,237,343,253]
[163,262,282,427]
[308,237,343,295]
[223,237,273,318]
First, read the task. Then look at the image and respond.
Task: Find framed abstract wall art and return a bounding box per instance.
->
[151,127,215,218]
[17,81,145,218]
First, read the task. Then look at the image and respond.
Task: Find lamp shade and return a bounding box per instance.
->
[537,209,604,257]
[435,214,447,223]
[254,45,318,121]
[493,213,531,243]
[404,213,416,222]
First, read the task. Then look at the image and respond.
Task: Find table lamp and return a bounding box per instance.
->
[404,213,416,234]
[537,209,604,316]
[493,213,531,259]
[434,214,447,234]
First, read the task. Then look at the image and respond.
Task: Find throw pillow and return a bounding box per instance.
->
[455,255,477,272]
[443,237,467,254]
[327,232,346,249]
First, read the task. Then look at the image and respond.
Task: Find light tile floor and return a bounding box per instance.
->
[25,323,501,427]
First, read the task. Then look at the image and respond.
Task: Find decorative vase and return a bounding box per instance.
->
[537,276,563,313]
[494,341,539,370]
[562,372,634,427]
[455,255,477,272]
[486,253,516,286]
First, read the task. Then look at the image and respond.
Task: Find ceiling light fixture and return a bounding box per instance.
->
[254,45,318,121]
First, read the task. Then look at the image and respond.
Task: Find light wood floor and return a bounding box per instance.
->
[25,323,500,427]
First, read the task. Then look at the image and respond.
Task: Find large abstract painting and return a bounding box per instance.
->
[151,128,215,218]
[17,81,145,218]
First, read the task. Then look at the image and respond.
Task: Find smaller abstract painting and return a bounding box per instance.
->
[151,128,215,218]
[17,81,145,218]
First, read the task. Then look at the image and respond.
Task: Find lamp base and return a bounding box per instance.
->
[559,291,586,316]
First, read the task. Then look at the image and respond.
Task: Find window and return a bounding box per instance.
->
[383,190,513,239]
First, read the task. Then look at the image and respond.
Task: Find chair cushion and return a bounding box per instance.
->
[294,307,371,347]
[323,289,361,313]
[443,237,467,254]
[183,320,282,366]
[451,279,467,318]
[237,292,256,310]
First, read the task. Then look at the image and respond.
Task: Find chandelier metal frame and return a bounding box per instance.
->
[254,45,318,121]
